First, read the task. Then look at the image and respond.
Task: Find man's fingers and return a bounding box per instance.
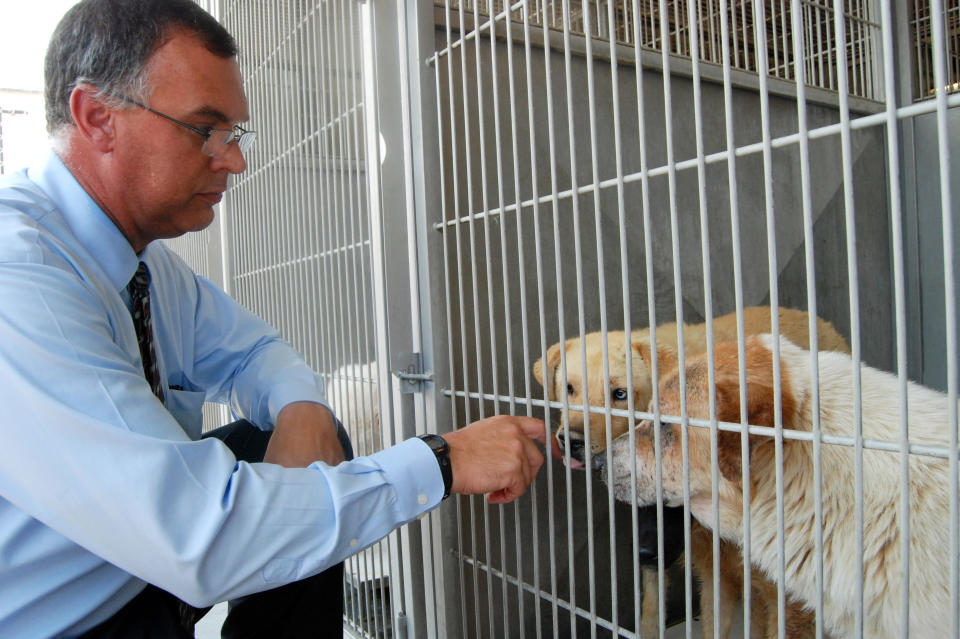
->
[521,434,543,479]
[511,416,562,459]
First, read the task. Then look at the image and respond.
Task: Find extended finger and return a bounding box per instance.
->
[514,417,562,459]
[520,433,544,479]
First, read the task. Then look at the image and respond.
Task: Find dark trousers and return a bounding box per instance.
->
[79,419,354,638]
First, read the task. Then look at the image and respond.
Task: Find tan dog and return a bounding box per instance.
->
[533,306,848,464]
[535,307,845,637]
[605,335,956,638]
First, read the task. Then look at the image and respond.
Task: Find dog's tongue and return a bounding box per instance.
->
[565,457,586,470]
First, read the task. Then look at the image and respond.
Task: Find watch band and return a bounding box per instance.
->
[418,434,452,500]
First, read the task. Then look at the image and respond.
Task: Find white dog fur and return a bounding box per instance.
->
[605,334,957,638]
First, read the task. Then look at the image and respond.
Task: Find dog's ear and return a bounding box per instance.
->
[712,351,796,484]
[533,342,565,400]
[631,340,678,382]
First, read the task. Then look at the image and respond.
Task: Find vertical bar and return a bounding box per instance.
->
[684,0,721,636]
[656,0,694,634]
[525,1,561,634]
[928,2,959,637]
[466,2,498,633]
[878,0,909,635]
[788,2,826,636]
[494,5,531,638]
[482,4,513,637]
[830,0,868,636]
[750,2,788,636]
[435,5,470,634]
[559,1,588,634]
[582,0,618,634]
[602,0,644,636]
[716,0,752,633]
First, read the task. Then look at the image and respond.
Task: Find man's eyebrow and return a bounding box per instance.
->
[189,106,238,125]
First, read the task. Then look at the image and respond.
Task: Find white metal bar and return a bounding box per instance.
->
[581,1,616,634]
[510,5,559,639]
[445,388,960,459]
[445,5,485,637]
[463,0,498,631]
[928,2,959,637]
[829,0,870,636]
[434,6,470,634]
[602,0,643,636]
[433,90,960,231]
[482,2,515,636]
[490,0,539,639]
[656,0,694,634]
[557,1,585,634]
[789,2,826,636]
[750,2,789,635]
[716,0,753,633]
[684,0,722,636]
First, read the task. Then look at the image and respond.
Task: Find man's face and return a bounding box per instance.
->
[110,31,249,251]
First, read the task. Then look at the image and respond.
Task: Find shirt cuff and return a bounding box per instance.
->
[368,437,445,518]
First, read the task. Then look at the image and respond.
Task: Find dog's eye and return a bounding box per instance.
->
[612,388,628,401]
[567,384,575,395]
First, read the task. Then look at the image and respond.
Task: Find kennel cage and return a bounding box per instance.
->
[166,0,960,637]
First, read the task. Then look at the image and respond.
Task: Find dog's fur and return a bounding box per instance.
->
[534,307,846,638]
[605,335,956,638]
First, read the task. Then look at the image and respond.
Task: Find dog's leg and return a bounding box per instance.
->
[640,566,660,639]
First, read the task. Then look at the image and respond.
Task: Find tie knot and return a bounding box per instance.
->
[128,261,150,294]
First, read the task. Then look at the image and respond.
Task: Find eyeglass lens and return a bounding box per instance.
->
[201,129,257,157]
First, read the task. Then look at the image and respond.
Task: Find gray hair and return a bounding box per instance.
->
[44,0,237,136]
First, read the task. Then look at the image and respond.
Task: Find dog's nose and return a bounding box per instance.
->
[591,451,606,471]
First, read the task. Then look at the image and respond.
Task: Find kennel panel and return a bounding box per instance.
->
[424,0,958,637]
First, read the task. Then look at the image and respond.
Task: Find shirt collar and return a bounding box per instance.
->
[31,151,140,292]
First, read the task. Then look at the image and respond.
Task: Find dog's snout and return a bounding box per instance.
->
[591,450,607,472]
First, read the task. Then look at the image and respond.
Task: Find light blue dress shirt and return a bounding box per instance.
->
[0,152,444,637]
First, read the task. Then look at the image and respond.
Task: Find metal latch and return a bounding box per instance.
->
[392,352,433,394]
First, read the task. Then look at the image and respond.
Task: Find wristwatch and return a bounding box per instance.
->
[418,434,452,500]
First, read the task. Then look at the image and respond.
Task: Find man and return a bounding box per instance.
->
[0,1,557,637]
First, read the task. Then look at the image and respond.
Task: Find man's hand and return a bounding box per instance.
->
[266,401,345,468]
[443,415,561,504]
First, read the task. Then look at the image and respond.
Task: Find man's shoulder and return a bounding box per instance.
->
[0,171,59,264]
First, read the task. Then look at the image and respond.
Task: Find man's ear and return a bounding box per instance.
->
[68,84,118,152]
[533,342,565,401]
[630,340,678,382]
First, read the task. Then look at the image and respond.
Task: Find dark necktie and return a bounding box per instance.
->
[128,261,164,402]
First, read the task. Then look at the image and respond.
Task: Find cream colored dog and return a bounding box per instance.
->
[534,307,846,638]
[604,335,957,638]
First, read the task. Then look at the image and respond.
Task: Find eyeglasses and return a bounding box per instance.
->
[120,96,256,158]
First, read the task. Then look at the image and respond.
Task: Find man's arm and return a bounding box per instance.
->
[266,401,345,467]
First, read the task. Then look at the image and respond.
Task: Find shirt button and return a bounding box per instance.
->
[418,493,428,505]
[349,539,358,548]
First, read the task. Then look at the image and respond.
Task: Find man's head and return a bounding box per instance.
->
[45,0,236,137]
[45,0,250,252]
